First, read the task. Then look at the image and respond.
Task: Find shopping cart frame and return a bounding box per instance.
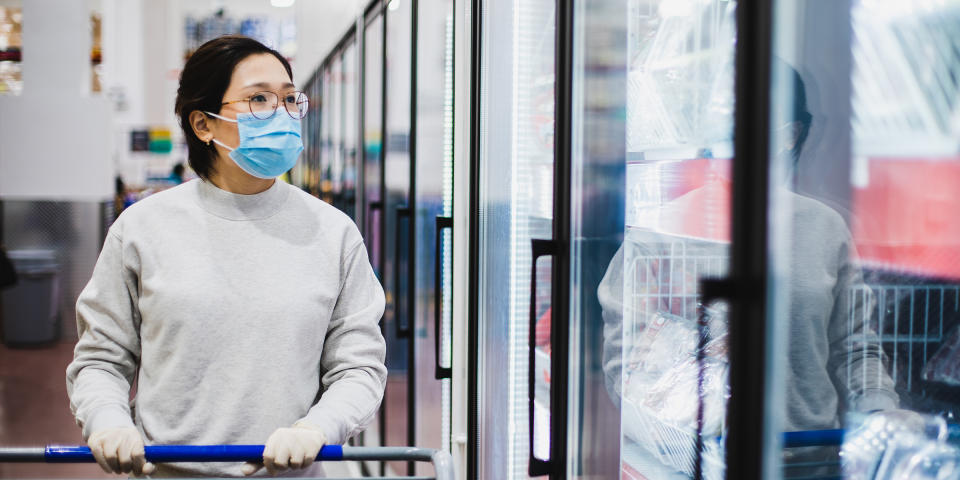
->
[0,445,455,480]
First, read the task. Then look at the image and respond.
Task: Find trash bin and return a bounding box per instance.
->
[1,249,61,346]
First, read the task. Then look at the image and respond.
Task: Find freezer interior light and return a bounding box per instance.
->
[271,0,296,8]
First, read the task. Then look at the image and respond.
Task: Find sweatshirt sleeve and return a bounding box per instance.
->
[65,228,141,441]
[300,241,387,445]
[827,233,899,413]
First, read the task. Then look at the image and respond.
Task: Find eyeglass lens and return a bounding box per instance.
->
[248,91,309,119]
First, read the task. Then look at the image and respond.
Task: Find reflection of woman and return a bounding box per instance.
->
[66,36,386,478]
[598,61,898,473]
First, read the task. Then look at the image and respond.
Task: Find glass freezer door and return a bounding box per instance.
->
[475,0,556,477]
[571,0,738,478]
[413,0,455,476]
[765,1,960,478]
[360,10,385,470]
[321,66,334,205]
[329,56,343,211]
[341,41,358,221]
[382,0,415,475]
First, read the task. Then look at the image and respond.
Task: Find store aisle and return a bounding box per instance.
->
[0,341,107,478]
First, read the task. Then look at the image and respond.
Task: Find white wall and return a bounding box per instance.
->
[0,0,363,196]
[0,0,112,200]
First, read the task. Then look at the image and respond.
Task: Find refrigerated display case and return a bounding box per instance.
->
[382,0,415,474]
[297,67,322,194]
[360,8,386,474]
[472,0,557,477]
[412,0,456,476]
[613,1,736,478]
[321,65,335,204]
[328,56,343,207]
[765,1,960,478]
[340,40,359,220]
[468,0,960,477]
[363,9,386,275]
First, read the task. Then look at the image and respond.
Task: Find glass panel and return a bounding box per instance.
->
[307,74,323,195]
[360,12,385,464]
[321,66,334,205]
[363,13,384,274]
[767,1,960,479]
[293,73,316,191]
[566,0,628,478]
[330,56,343,210]
[383,0,413,475]
[413,0,455,475]
[342,41,358,221]
[593,0,737,478]
[476,0,555,476]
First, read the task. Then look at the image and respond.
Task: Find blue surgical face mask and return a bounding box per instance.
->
[205,111,304,179]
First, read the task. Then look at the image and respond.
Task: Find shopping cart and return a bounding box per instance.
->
[0,445,455,480]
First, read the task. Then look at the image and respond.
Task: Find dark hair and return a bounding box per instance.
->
[772,58,813,160]
[175,35,293,180]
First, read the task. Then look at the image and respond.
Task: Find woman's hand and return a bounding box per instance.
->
[242,422,328,476]
[87,426,156,475]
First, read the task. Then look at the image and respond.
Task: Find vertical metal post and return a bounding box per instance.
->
[407,1,419,475]
[725,0,773,478]
[547,0,573,478]
[466,0,482,477]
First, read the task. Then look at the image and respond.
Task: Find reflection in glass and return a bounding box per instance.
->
[412,0,455,476]
[768,1,960,478]
[566,0,628,477]
[363,14,384,272]
[359,12,385,468]
[476,0,555,477]
[383,0,413,474]
[596,0,736,478]
[342,42,358,220]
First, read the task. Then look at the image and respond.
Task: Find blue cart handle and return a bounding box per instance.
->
[0,445,344,463]
[782,429,844,448]
[52,444,345,463]
[782,425,960,448]
[0,445,456,480]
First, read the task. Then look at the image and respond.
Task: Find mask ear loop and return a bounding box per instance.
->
[204,111,238,123]
[203,112,237,151]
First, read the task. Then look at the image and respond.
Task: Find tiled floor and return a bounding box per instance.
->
[0,341,108,479]
[0,342,363,479]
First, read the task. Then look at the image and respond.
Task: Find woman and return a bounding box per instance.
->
[66,35,387,478]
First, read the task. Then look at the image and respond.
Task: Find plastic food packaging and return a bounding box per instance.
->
[842,410,957,480]
[623,306,729,435]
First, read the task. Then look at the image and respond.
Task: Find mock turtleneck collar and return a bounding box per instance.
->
[194,178,289,221]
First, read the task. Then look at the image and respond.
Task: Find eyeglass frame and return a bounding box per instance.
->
[220,90,309,120]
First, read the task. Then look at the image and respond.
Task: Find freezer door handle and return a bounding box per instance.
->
[528,238,556,477]
[434,216,454,380]
[394,206,412,339]
[366,200,383,243]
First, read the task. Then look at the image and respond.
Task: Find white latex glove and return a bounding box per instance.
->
[87,426,156,476]
[242,422,327,476]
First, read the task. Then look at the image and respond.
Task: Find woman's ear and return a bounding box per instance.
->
[189,111,214,145]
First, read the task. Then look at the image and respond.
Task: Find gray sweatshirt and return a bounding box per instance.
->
[598,191,898,435]
[66,179,387,477]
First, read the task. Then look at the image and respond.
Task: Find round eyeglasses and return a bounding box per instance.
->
[221,91,309,120]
